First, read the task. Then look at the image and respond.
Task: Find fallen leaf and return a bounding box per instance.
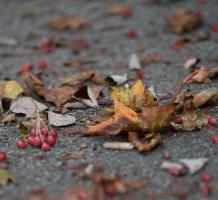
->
[48,111,76,127]
[182,67,210,84]
[111,80,158,111]
[10,97,48,118]
[192,88,218,107]
[179,158,208,175]
[105,4,131,16]
[0,169,15,186]
[0,80,23,99]
[61,70,104,85]
[171,110,208,131]
[106,74,128,85]
[0,38,17,46]
[161,161,188,176]
[1,113,15,124]
[64,58,97,68]
[129,53,141,70]
[165,8,202,34]
[140,55,162,66]
[46,15,87,30]
[24,73,76,112]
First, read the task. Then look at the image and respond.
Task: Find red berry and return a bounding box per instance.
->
[46,136,56,146]
[41,143,51,151]
[200,184,212,196]
[40,128,48,136]
[104,184,117,197]
[208,117,216,126]
[33,136,42,147]
[174,116,182,124]
[162,152,171,160]
[136,70,144,79]
[201,172,212,182]
[75,38,89,49]
[171,41,184,51]
[17,139,27,149]
[211,134,218,144]
[168,167,178,176]
[28,137,35,146]
[127,30,137,39]
[211,24,218,33]
[0,152,7,161]
[42,38,53,53]
[49,129,57,137]
[78,190,88,200]
[38,59,47,69]
[19,62,33,73]
[122,9,132,18]
[29,129,36,137]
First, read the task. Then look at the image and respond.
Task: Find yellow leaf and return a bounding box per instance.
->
[3,81,24,99]
[0,169,15,186]
[111,80,157,111]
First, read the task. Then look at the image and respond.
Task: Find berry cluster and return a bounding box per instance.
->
[17,128,57,151]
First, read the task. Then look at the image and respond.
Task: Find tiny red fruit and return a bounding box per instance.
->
[17,139,27,149]
[0,152,7,161]
[41,143,51,151]
[208,117,216,126]
[136,70,144,79]
[40,128,48,136]
[29,129,36,137]
[19,62,33,73]
[173,116,182,124]
[33,136,42,147]
[201,172,212,182]
[47,136,56,146]
[200,184,212,196]
[211,134,218,144]
[122,9,132,18]
[78,190,88,200]
[211,24,218,33]
[168,167,178,176]
[127,30,137,39]
[171,41,184,51]
[28,137,35,146]
[49,129,57,137]
[38,59,47,69]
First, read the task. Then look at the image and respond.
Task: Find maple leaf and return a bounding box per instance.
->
[46,15,87,30]
[111,80,158,112]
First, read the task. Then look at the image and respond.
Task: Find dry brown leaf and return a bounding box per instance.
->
[64,58,96,68]
[171,110,208,131]
[193,88,218,107]
[1,113,15,124]
[182,67,210,84]
[46,15,87,30]
[62,70,104,85]
[165,9,202,34]
[140,55,162,66]
[24,73,76,112]
[105,4,131,16]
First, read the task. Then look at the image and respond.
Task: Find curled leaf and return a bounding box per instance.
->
[171,110,208,131]
[0,80,23,99]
